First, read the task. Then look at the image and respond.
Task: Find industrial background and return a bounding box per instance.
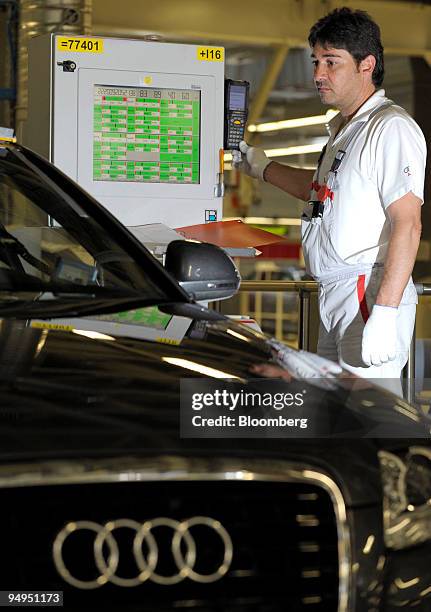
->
[2,5,431,608]
[1,0,431,345]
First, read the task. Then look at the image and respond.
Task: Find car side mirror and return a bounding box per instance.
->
[164,240,241,302]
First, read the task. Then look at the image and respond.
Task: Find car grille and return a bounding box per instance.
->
[0,461,346,611]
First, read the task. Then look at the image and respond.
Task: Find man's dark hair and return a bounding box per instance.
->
[308,7,384,87]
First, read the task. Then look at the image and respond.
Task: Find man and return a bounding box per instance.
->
[236,7,426,392]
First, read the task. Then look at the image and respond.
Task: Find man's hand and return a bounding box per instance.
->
[232,141,271,180]
[361,304,398,366]
[233,140,315,200]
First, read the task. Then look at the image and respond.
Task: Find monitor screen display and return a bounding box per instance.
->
[93,85,201,184]
[229,85,246,111]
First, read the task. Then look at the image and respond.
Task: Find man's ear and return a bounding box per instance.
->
[359,54,376,79]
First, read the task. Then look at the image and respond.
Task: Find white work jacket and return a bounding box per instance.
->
[301,89,426,286]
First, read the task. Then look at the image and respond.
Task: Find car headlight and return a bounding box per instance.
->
[379,447,431,550]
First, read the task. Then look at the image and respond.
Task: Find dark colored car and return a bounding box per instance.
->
[0,139,431,611]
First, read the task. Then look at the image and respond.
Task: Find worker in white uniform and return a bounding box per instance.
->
[235,7,426,394]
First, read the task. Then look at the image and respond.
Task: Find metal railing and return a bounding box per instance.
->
[239,281,318,350]
[238,280,431,405]
[408,283,431,404]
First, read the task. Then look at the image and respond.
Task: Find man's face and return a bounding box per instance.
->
[311,43,370,109]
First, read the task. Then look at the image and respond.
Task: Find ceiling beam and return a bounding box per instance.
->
[248,45,290,128]
[93,0,431,58]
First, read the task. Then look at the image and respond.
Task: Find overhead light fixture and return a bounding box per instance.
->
[248,109,338,133]
[224,140,325,161]
[264,143,324,157]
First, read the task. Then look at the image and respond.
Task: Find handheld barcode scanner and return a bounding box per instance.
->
[224,79,250,151]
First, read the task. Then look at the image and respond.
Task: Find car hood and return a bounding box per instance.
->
[0,317,427,506]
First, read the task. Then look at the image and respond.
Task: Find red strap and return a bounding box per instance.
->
[316,184,334,202]
[311,181,333,202]
[357,274,370,323]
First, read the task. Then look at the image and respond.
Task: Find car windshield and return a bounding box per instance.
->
[0,145,188,316]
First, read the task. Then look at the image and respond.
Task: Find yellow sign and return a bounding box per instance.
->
[57,37,104,53]
[197,47,224,62]
[156,337,181,345]
[31,322,74,332]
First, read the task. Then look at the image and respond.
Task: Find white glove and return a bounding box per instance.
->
[232,141,272,180]
[361,304,398,366]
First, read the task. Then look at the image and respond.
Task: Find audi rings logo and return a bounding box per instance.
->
[52,516,233,589]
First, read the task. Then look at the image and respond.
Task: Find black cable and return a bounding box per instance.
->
[0,222,51,275]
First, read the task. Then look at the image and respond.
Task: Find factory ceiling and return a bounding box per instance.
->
[91,1,424,130]
[92,0,431,59]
